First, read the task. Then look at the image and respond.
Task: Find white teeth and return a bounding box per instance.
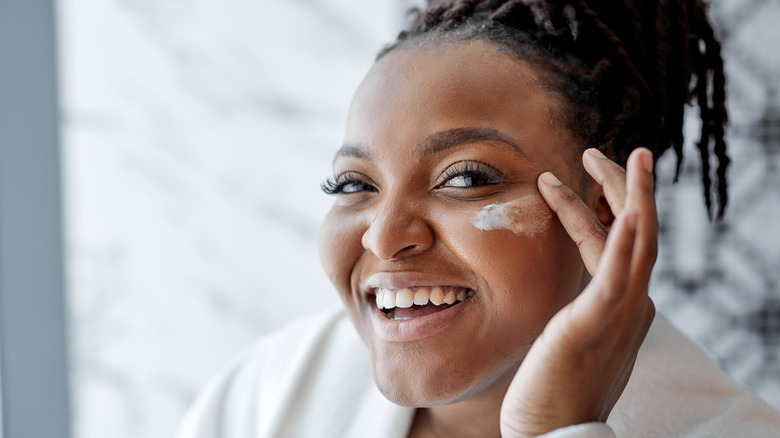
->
[396,289,414,308]
[374,287,476,309]
[383,290,397,309]
[391,316,413,321]
[443,290,456,304]
[429,287,444,306]
[413,289,429,305]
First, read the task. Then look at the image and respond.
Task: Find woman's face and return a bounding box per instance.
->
[319,41,598,407]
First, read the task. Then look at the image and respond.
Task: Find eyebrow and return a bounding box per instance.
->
[332,127,525,163]
[421,127,525,157]
[333,142,372,164]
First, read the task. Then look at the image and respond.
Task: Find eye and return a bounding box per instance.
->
[438,161,506,188]
[321,173,377,195]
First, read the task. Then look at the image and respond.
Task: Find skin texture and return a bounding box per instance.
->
[319,41,656,438]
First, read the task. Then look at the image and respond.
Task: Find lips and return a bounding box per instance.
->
[362,273,478,340]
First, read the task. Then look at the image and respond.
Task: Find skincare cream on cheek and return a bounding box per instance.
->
[472,196,552,235]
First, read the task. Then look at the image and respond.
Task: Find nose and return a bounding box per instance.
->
[361,196,435,260]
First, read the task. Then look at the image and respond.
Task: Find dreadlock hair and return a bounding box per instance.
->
[378,0,729,219]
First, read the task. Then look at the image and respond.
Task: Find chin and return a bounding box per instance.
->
[370,350,519,408]
[374,375,466,408]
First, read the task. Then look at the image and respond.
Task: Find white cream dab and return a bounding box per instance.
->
[472,196,552,235]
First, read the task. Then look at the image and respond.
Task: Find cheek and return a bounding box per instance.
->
[435,203,584,324]
[318,209,366,296]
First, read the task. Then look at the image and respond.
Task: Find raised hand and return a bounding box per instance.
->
[500,147,658,437]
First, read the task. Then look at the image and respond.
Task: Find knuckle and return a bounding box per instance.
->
[599,282,623,304]
[557,186,581,204]
[573,235,588,249]
[601,162,627,183]
[573,217,607,249]
[606,163,627,181]
[585,217,608,239]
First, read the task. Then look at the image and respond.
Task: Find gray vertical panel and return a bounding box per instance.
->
[0,1,72,438]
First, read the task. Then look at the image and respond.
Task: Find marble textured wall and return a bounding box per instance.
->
[58,1,399,437]
[58,1,779,437]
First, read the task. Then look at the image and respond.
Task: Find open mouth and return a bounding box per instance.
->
[374,286,475,321]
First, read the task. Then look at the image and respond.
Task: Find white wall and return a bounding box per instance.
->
[58,1,400,437]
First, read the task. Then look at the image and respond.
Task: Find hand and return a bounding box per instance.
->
[499,147,658,437]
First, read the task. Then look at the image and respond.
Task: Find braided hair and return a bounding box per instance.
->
[379,0,728,219]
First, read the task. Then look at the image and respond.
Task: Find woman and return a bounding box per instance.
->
[177,1,780,437]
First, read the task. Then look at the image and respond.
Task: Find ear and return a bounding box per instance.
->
[588,183,615,231]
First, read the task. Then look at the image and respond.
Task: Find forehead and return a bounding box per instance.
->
[344,40,578,166]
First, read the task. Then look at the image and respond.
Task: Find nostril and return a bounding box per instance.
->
[361,209,435,260]
[388,244,423,260]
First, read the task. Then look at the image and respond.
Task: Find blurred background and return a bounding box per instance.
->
[0,0,778,437]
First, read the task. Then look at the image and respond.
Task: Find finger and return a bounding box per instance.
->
[583,148,628,216]
[624,148,658,292]
[564,211,638,337]
[538,171,607,274]
[572,211,639,324]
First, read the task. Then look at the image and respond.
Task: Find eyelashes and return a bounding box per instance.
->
[322,160,506,196]
[320,177,341,195]
[438,160,506,188]
[321,173,376,195]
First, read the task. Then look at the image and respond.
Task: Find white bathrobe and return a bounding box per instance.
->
[176,306,780,438]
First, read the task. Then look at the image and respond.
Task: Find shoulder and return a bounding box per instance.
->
[175,306,373,438]
[609,313,780,437]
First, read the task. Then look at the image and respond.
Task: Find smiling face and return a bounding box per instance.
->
[319,41,598,407]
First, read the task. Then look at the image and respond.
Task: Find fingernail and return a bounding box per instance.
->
[641,151,654,173]
[540,172,562,186]
[587,148,607,159]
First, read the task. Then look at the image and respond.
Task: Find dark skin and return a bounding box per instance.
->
[319,41,657,437]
